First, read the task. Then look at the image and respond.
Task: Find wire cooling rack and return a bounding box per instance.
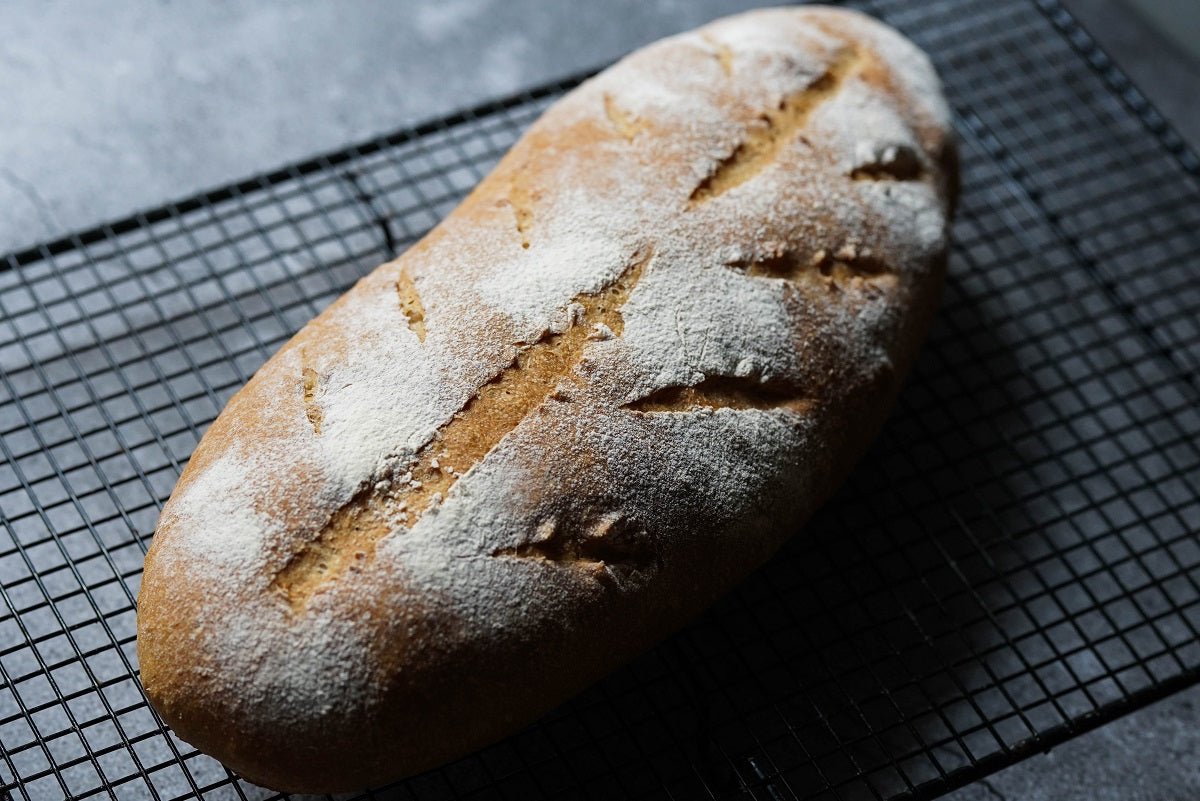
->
[2,0,1198,799]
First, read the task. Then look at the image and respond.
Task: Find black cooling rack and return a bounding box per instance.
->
[2,0,1199,799]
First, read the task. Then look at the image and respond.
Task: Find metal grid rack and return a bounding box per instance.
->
[1,0,1198,798]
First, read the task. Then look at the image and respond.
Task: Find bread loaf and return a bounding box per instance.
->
[136,6,956,792]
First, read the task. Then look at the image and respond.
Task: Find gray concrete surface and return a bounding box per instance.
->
[1,1,1197,799]
[0,0,754,254]
[1122,0,1200,61]
[944,684,1200,801]
[1067,0,1200,151]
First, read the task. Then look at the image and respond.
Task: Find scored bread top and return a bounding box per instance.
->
[138,6,954,790]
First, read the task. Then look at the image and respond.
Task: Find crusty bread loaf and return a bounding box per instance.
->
[136,6,956,792]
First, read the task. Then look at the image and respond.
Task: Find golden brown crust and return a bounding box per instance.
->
[137,6,956,792]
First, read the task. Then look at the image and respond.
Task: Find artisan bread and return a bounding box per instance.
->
[137,6,956,792]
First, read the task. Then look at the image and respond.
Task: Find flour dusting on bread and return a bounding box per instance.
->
[138,8,955,792]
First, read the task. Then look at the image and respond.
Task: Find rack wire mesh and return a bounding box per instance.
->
[2,0,1198,798]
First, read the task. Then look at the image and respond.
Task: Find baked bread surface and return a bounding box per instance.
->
[137,6,956,792]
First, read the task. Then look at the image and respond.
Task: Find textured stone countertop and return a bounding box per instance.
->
[1,1,1196,799]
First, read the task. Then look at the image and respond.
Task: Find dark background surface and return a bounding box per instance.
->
[1,1,1197,798]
